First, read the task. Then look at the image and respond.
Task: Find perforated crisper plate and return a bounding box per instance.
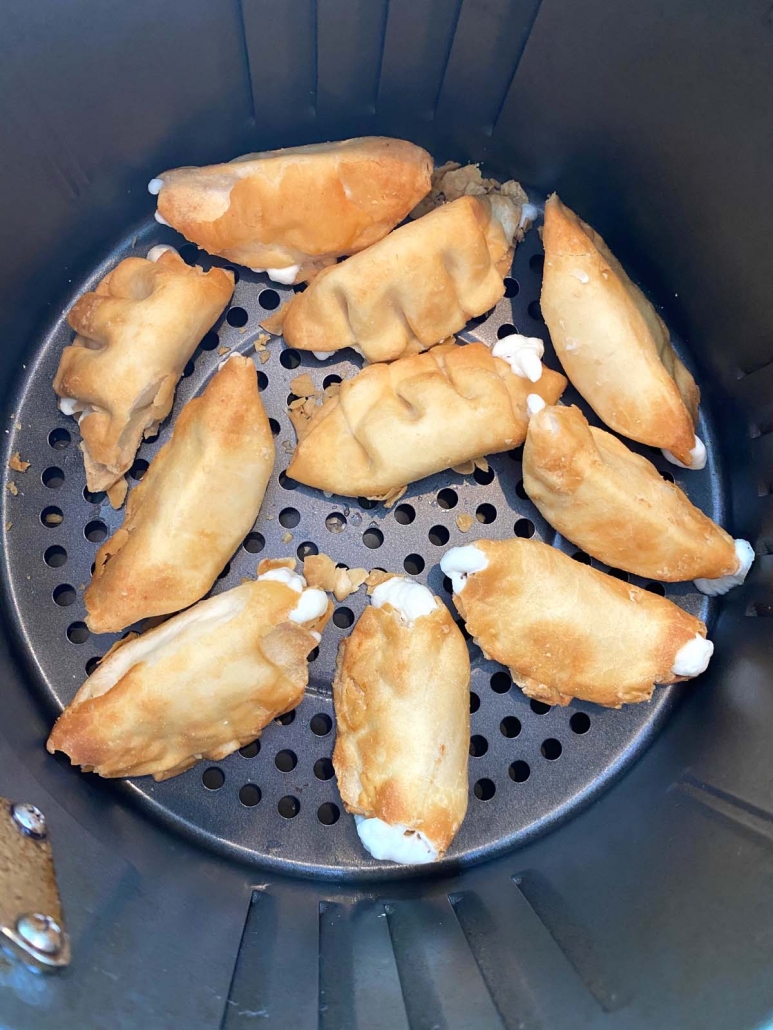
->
[0,205,722,880]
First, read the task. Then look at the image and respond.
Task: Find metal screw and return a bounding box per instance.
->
[16,914,64,955]
[10,803,47,840]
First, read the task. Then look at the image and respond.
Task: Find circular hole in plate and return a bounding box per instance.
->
[404,553,425,575]
[515,479,528,500]
[53,584,76,607]
[661,470,675,483]
[428,525,450,546]
[323,374,342,389]
[226,307,248,328]
[500,716,521,738]
[540,738,563,760]
[278,795,300,818]
[528,300,544,322]
[437,488,458,510]
[504,277,520,298]
[474,778,496,801]
[179,243,199,265]
[325,512,346,533]
[514,518,535,538]
[442,576,453,594]
[608,567,629,581]
[333,607,354,629]
[469,734,489,757]
[308,646,319,662]
[476,503,497,524]
[470,691,480,713]
[67,621,89,644]
[239,784,261,807]
[182,358,195,378]
[497,322,517,339]
[275,749,298,772]
[268,418,281,436]
[44,545,67,569]
[280,348,301,369]
[317,802,340,825]
[279,470,299,490]
[363,528,383,549]
[83,486,106,504]
[41,506,64,528]
[48,427,71,450]
[129,459,149,481]
[358,497,379,510]
[572,551,592,564]
[509,760,530,782]
[85,656,102,676]
[243,531,265,554]
[42,466,64,489]
[570,712,591,735]
[508,445,524,462]
[260,289,281,310]
[297,540,318,560]
[473,465,496,485]
[530,699,551,715]
[394,503,415,525]
[217,562,231,580]
[529,254,544,273]
[239,741,260,758]
[310,713,333,736]
[279,507,300,528]
[84,519,108,543]
[202,767,225,790]
[257,370,268,391]
[314,757,335,781]
[200,330,219,351]
[275,710,296,726]
[490,671,511,694]
[646,581,666,595]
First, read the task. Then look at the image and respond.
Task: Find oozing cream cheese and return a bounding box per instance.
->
[312,351,335,360]
[256,568,328,623]
[662,436,707,471]
[694,538,755,596]
[492,334,544,382]
[671,634,714,677]
[354,815,438,864]
[526,393,547,417]
[146,244,178,262]
[371,576,438,626]
[250,264,301,285]
[154,211,170,226]
[440,545,489,594]
[147,178,164,195]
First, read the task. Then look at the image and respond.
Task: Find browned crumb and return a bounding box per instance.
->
[456,513,475,533]
[290,373,316,398]
[218,345,230,356]
[258,557,295,576]
[452,460,476,476]
[47,511,63,524]
[8,452,30,472]
[255,332,271,351]
[107,478,128,509]
[303,553,369,601]
[281,531,293,544]
[5,520,12,531]
[282,439,294,454]
[410,162,530,235]
[13,420,21,431]
[288,396,306,410]
[6,481,18,496]
[474,456,490,474]
[259,350,271,364]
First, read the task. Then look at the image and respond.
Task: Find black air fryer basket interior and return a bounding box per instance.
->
[2,2,773,1028]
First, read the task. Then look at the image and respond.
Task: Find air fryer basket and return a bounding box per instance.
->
[2,1,772,1028]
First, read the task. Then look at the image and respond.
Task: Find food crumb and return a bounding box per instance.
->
[5,520,12,531]
[259,350,271,364]
[218,345,231,356]
[255,332,270,351]
[7,481,18,496]
[290,373,316,398]
[8,452,30,472]
[456,513,475,533]
[282,440,294,454]
[281,531,293,544]
[452,460,475,476]
[14,420,22,431]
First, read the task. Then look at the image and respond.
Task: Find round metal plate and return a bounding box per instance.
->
[0,209,722,879]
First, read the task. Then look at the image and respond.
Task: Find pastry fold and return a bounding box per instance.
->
[47,570,331,780]
[149,137,432,283]
[333,577,470,862]
[287,342,566,502]
[541,194,703,468]
[441,539,713,709]
[85,356,274,634]
[54,247,233,497]
[523,402,753,589]
[263,195,523,363]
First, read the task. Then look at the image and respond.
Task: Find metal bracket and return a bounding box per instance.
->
[0,798,71,971]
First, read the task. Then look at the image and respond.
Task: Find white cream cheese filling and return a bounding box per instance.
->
[519,202,539,229]
[354,815,438,864]
[250,264,301,285]
[662,436,707,471]
[526,393,547,417]
[256,567,328,623]
[694,538,755,596]
[146,244,178,262]
[147,177,164,196]
[312,350,335,360]
[492,334,544,382]
[671,634,714,678]
[440,545,489,594]
[371,576,438,626]
[154,211,170,226]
